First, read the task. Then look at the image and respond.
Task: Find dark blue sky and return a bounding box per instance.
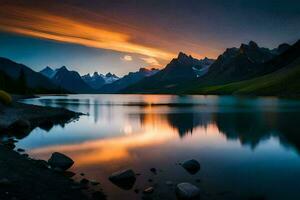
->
[0,0,299,76]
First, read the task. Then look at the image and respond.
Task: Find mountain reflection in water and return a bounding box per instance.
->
[18,95,300,200]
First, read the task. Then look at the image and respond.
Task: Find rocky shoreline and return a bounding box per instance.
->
[0,97,105,200]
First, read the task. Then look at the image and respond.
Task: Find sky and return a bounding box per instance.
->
[0,0,300,76]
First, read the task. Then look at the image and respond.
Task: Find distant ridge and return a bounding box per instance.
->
[190,40,300,96]
[121,52,214,93]
[0,57,63,93]
[99,67,159,93]
[49,66,94,93]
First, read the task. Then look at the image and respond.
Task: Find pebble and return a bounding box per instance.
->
[143,186,154,194]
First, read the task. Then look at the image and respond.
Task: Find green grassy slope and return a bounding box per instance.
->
[191,58,300,96]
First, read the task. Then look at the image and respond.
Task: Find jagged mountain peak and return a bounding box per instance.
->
[248,41,259,48]
[177,52,189,60]
[59,66,68,71]
[93,72,99,77]
[277,43,291,54]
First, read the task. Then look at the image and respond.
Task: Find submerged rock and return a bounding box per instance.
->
[182,159,200,174]
[109,169,136,190]
[176,182,201,199]
[48,152,74,171]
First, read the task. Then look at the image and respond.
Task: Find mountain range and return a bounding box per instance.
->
[1,39,299,96]
[0,57,63,93]
[121,53,215,93]
[82,72,119,90]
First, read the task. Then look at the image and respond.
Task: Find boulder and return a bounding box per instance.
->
[182,159,200,174]
[109,169,136,190]
[48,152,74,171]
[176,183,201,200]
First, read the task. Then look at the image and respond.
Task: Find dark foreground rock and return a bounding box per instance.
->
[176,182,201,200]
[0,144,92,200]
[109,169,136,190]
[182,159,201,174]
[48,152,74,171]
[0,100,81,136]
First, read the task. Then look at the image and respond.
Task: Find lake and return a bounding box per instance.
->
[18,94,300,200]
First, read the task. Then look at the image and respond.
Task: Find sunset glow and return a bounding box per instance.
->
[0,5,175,63]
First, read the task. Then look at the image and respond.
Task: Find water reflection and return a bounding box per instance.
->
[18,95,300,200]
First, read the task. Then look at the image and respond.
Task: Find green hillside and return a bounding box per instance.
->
[191,58,300,97]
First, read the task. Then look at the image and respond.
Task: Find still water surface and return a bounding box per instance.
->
[19,95,300,200]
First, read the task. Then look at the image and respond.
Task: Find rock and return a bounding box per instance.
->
[109,169,136,190]
[48,152,74,171]
[143,187,154,194]
[134,189,140,193]
[150,168,157,174]
[17,148,25,152]
[176,183,200,200]
[90,180,100,186]
[182,159,200,174]
[33,159,49,169]
[22,153,29,158]
[80,173,85,176]
[3,142,15,150]
[80,178,89,185]
[148,178,153,182]
[63,171,76,178]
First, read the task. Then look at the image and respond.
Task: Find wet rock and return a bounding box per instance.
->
[143,187,154,194]
[109,169,136,190]
[182,159,200,174]
[176,183,200,200]
[17,148,25,152]
[48,152,74,171]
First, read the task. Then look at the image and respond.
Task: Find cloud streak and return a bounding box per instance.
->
[0,5,175,61]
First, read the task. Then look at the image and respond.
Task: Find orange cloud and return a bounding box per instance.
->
[0,5,175,61]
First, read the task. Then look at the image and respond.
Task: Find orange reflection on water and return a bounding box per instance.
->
[28,109,223,167]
